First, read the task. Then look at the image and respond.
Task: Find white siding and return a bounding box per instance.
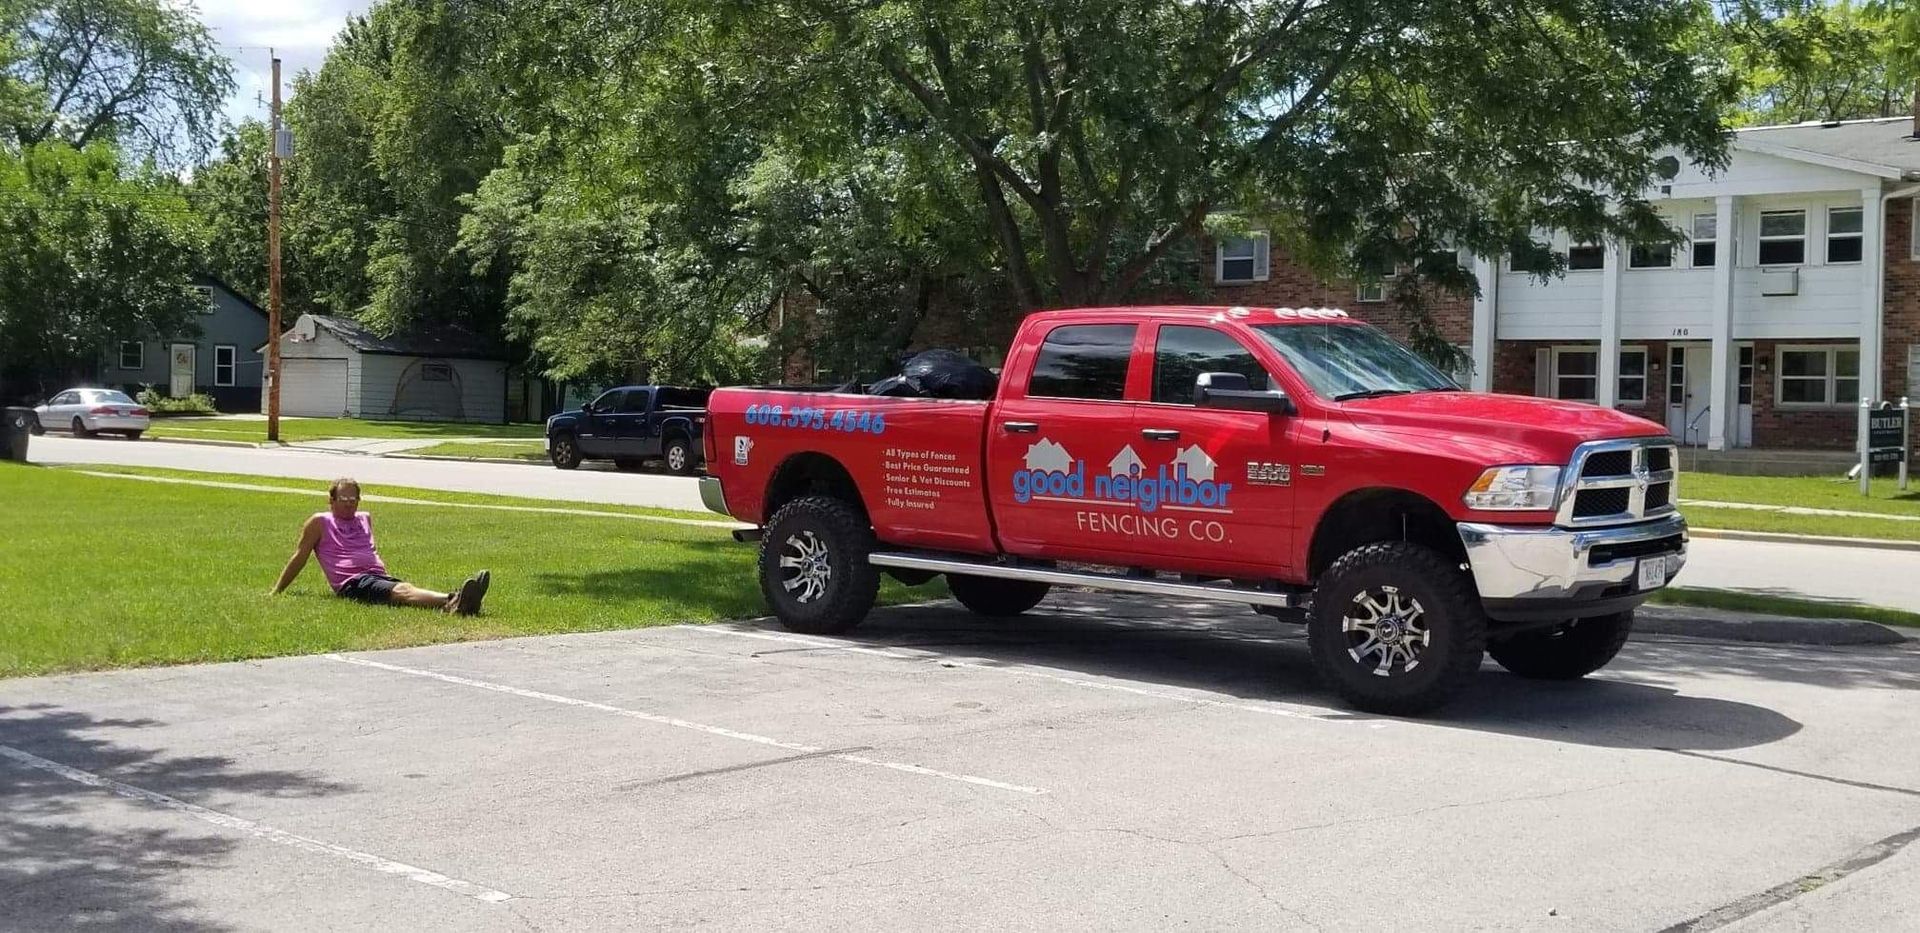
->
[356,354,507,423]
[1664,147,1878,198]
[1494,189,1874,342]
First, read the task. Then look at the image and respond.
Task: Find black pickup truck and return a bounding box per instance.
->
[545,385,711,474]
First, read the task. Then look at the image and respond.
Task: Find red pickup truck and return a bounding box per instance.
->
[700,306,1686,713]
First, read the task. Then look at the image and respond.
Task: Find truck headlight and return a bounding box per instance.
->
[1463,465,1562,511]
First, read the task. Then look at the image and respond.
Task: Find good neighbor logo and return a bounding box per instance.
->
[1011,438,1233,513]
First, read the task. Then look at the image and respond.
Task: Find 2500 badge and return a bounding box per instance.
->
[743,404,888,435]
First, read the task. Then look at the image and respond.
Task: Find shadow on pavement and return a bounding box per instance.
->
[797,592,1820,753]
[0,704,356,933]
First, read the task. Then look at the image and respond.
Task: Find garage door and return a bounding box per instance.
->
[277,358,350,417]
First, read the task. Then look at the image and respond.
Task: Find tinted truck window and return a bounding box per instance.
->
[1152,326,1269,404]
[1027,324,1136,400]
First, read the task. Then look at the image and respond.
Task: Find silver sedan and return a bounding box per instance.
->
[32,388,152,439]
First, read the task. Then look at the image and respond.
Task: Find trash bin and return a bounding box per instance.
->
[2,407,34,463]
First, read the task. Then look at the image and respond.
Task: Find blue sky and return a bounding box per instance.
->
[187,0,367,128]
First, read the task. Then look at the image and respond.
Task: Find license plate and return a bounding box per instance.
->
[1637,558,1667,591]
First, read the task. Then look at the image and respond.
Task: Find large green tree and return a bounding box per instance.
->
[1721,0,1916,125]
[1,0,230,163]
[0,141,204,397]
[454,0,1733,379]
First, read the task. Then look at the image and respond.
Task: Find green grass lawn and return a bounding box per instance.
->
[409,441,549,462]
[145,416,544,444]
[0,463,937,678]
[1674,471,1920,543]
[1652,587,1920,628]
[1681,471,1920,517]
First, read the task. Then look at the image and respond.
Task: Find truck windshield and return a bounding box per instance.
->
[1252,323,1459,401]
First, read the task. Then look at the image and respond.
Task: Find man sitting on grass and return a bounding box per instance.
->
[271,477,490,614]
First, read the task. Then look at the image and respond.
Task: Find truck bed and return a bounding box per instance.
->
[705,387,999,554]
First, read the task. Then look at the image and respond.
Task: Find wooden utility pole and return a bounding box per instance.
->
[266,53,284,442]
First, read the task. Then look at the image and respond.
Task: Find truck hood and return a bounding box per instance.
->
[1335,391,1669,464]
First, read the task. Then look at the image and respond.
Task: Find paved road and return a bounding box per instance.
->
[2,594,1915,930]
[26,434,1917,613]
[27,434,708,512]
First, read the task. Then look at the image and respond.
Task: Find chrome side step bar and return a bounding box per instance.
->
[867,552,1298,608]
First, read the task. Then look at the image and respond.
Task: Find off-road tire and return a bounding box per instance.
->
[947,574,1051,617]
[1487,611,1634,680]
[1307,541,1487,715]
[663,435,695,475]
[71,417,92,438]
[758,496,879,635]
[549,433,582,470]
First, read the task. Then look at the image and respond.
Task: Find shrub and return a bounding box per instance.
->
[136,385,218,415]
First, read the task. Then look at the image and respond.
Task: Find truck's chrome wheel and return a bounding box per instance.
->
[780,531,833,603]
[1344,585,1430,677]
[667,446,687,472]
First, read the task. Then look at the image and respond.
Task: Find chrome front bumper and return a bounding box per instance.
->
[1458,513,1687,607]
[698,475,731,517]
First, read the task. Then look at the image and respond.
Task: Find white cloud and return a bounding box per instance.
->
[173,0,368,127]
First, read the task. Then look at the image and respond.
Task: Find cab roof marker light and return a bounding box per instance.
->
[1227,306,1251,318]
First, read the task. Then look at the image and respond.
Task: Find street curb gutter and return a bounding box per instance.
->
[1635,607,1910,646]
[388,453,545,467]
[1688,527,1920,554]
[138,435,271,450]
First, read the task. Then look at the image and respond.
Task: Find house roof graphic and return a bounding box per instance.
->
[1108,444,1144,477]
[1173,445,1217,482]
[1024,439,1073,473]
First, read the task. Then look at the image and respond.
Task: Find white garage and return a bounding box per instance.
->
[278,358,349,417]
[263,314,512,423]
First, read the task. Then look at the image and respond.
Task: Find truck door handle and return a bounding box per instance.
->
[1002,421,1039,434]
[1141,428,1180,441]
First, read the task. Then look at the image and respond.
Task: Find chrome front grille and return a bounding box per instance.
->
[1556,438,1680,527]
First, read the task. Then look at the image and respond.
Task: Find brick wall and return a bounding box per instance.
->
[1885,196,1918,403]
[1749,338,1858,449]
[1205,241,1476,346]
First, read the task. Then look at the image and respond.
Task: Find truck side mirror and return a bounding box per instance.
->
[1195,372,1295,415]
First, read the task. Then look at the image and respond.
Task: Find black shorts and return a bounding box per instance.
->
[338,573,403,604]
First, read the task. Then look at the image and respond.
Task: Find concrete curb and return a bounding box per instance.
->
[1689,526,1920,553]
[139,435,271,450]
[387,453,547,467]
[1636,605,1911,646]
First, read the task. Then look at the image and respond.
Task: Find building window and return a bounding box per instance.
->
[1553,347,1644,404]
[1618,348,1647,404]
[1566,242,1605,271]
[214,346,236,387]
[1758,210,1806,265]
[1355,281,1386,303]
[1554,350,1598,401]
[1826,207,1863,264]
[1737,345,1754,405]
[1216,233,1270,284]
[420,362,454,382]
[1028,324,1137,400]
[118,341,143,370]
[1691,214,1717,268]
[1668,346,1686,405]
[1776,345,1860,406]
[1627,242,1673,269]
[1912,201,1919,260]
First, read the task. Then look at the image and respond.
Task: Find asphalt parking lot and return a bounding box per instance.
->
[4,594,1918,932]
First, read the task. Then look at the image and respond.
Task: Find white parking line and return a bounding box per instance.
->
[0,744,512,904]
[325,654,1046,795]
[692,626,1384,728]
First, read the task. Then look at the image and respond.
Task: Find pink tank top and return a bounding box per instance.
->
[315,511,388,592]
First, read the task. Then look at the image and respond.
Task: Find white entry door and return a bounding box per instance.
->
[1666,345,1712,446]
[169,343,196,397]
